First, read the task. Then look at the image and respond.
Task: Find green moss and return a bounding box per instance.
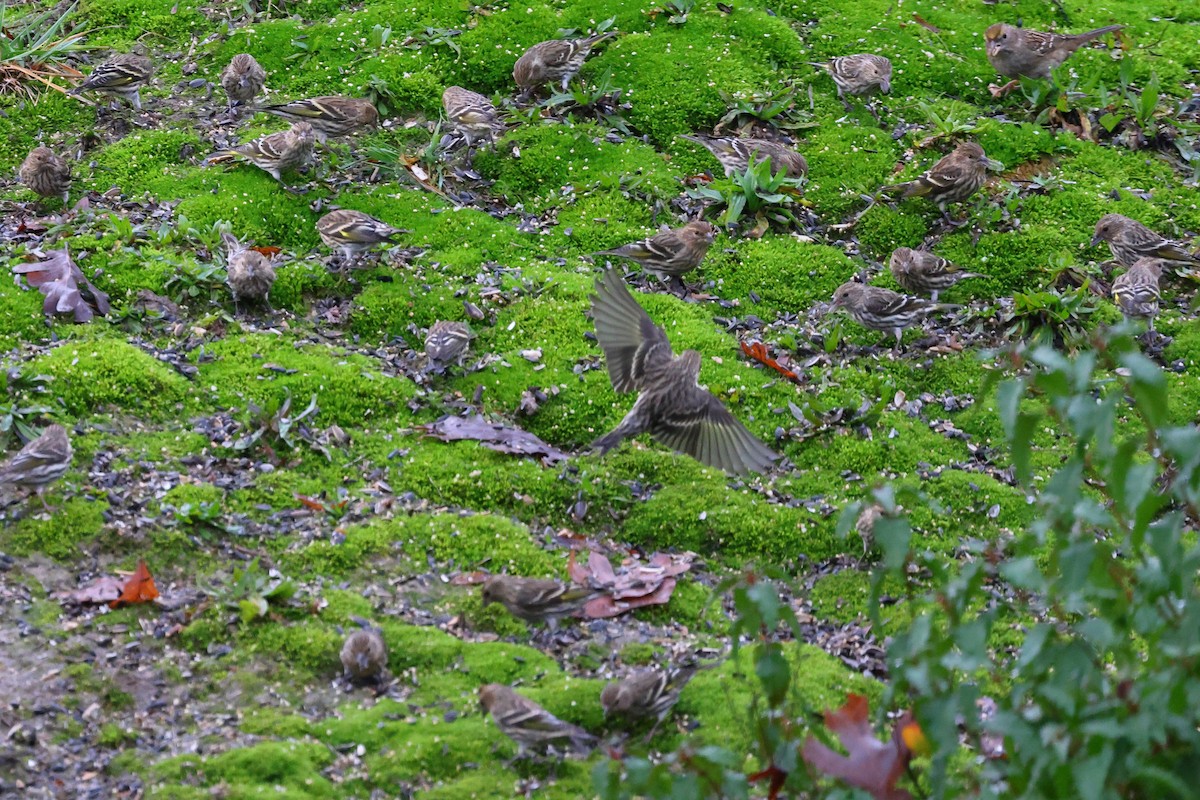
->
[706,238,857,315]
[98,723,138,747]
[152,741,337,797]
[27,339,188,419]
[80,0,213,44]
[3,498,107,560]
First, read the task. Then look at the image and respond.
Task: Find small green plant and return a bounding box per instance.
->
[714,84,816,135]
[1002,282,1097,348]
[686,155,808,233]
[917,100,977,142]
[232,392,322,461]
[544,70,632,133]
[204,559,299,623]
[402,26,462,60]
[163,259,228,307]
[0,368,53,449]
[0,1,87,100]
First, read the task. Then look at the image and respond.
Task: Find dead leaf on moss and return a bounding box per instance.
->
[12,246,110,323]
[801,693,921,800]
[568,550,694,618]
[416,414,569,465]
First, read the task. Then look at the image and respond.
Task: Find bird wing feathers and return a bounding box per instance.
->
[648,388,778,475]
[590,269,673,393]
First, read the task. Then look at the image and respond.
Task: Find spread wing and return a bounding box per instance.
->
[590,269,673,392]
[648,383,778,475]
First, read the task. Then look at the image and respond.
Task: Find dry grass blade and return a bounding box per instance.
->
[0,1,90,100]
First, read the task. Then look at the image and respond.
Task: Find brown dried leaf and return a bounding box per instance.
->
[12,246,110,323]
[801,694,916,800]
[417,414,568,465]
[56,575,125,605]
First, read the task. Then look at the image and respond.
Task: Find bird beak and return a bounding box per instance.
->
[985,157,1004,171]
[1089,233,1103,247]
[880,80,891,94]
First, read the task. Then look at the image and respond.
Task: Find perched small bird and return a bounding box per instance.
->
[316,209,407,264]
[340,628,388,683]
[601,663,697,740]
[681,134,808,179]
[594,220,718,284]
[1111,257,1164,329]
[0,424,72,511]
[222,233,275,305]
[855,503,883,554]
[590,269,778,474]
[220,53,266,109]
[829,282,952,345]
[810,54,892,110]
[257,96,379,141]
[882,142,1002,221]
[206,122,316,182]
[480,575,596,633]
[18,147,71,204]
[985,23,1123,81]
[1090,213,1200,268]
[72,53,154,110]
[889,247,981,301]
[425,320,472,368]
[442,86,503,148]
[479,683,597,757]
[513,32,614,94]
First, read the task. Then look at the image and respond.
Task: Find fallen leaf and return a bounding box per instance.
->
[740,340,801,382]
[250,245,281,257]
[416,414,568,465]
[111,560,160,608]
[56,575,125,605]
[801,694,917,800]
[11,246,110,324]
[568,549,695,617]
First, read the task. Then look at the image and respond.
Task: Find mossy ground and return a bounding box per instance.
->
[1,0,1198,796]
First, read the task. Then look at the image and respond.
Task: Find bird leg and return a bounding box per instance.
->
[988,80,1020,98]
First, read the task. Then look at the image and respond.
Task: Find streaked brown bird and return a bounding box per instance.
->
[480,575,596,633]
[220,53,266,109]
[681,134,808,179]
[316,209,407,263]
[222,233,275,305]
[0,424,72,511]
[601,663,698,740]
[205,121,316,182]
[855,503,883,554]
[985,23,1123,80]
[258,96,379,141]
[1090,213,1200,268]
[425,321,472,368]
[19,147,71,204]
[889,247,981,301]
[594,220,718,283]
[1111,257,1164,329]
[810,54,892,109]
[882,142,1002,221]
[513,32,614,94]
[340,628,388,683]
[442,86,503,147]
[72,53,154,110]
[479,683,598,758]
[589,269,778,474]
[829,282,952,345]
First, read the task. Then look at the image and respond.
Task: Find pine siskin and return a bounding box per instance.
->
[855,503,883,554]
[340,628,388,683]
[0,424,72,511]
[601,663,697,739]
[206,122,316,182]
[425,320,472,368]
[72,53,154,110]
[258,96,379,141]
[681,134,808,179]
[220,53,266,109]
[513,32,615,94]
[1090,213,1200,268]
[18,146,71,205]
[889,247,981,301]
[810,54,892,108]
[589,269,778,474]
[882,141,1002,220]
[442,86,503,147]
[221,233,275,305]
[594,220,718,283]
[1111,257,1164,329]
[829,281,952,345]
[985,23,1123,81]
[479,683,598,758]
[316,209,407,263]
[480,575,596,633]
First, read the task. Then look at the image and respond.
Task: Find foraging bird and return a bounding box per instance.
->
[222,233,275,305]
[513,32,615,94]
[589,269,778,474]
[18,147,71,204]
[882,142,1002,220]
[829,282,952,345]
[340,628,388,683]
[985,23,1124,81]
[480,575,596,633]
[1090,213,1200,268]
[220,53,266,109]
[479,683,597,757]
[601,663,698,740]
[442,86,503,147]
[1111,257,1164,329]
[0,424,72,511]
[810,54,892,109]
[205,122,316,182]
[316,209,407,263]
[681,134,808,179]
[257,96,379,141]
[889,247,981,301]
[594,220,718,283]
[855,503,883,554]
[425,321,472,368]
[72,53,154,110]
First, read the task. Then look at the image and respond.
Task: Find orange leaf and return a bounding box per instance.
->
[250,246,281,257]
[110,560,159,608]
[740,340,800,382]
[295,494,327,511]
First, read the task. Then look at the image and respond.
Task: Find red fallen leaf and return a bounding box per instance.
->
[740,340,800,382]
[110,560,159,609]
[12,246,110,324]
[586,551,617,586]
[567,550,590,584]
[748,764,788,800]
[801,694,917,800]
[250,245,281,257]
[295,494,327,511]
[582,577,676,618]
